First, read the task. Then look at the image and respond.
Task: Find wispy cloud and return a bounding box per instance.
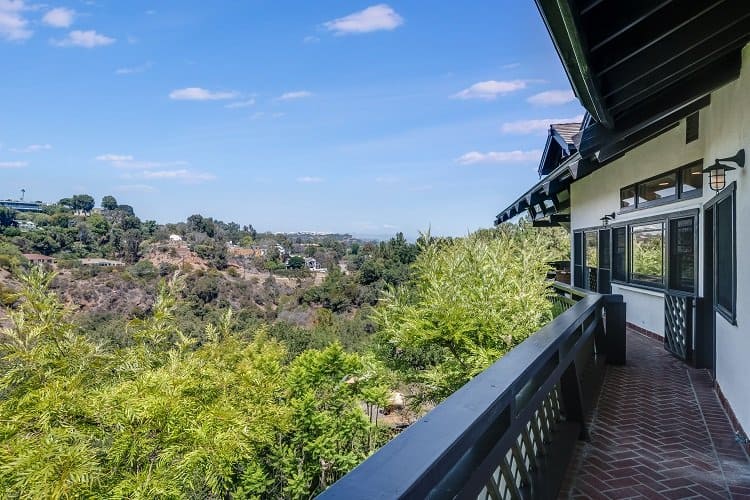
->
[169,87,239,101]
[303,35,319,44]
[277,90,313,101]
[54,30,115,48]
[115,184,156,193]
[375,175,400,184]
[115,61,153,75]
[225,98,255,109]
[456,150,542,165]
[324,4,403,35]
[0,0,33,41]
[501,115,584,134]
[452,80,528,100]
[10,143,52,153]
[501,62,521,70]
[0,160,28,168]
[42,7,75,28]
[296,176,322,183]
[139,169,215,182]
[527,90,576,106]
[98,154,213,183]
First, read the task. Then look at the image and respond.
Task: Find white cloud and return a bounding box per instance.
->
[324,4,403,35]
[277,90,313,101]
[114,184,156,193]
[10,143,52,153]
[527,90,576,106]
[115,61,153,75]
[225,98,255,109]
[296,176,322,183]
[501,115,584,134]
[375,175,400,184]
[54,30,115,48]
[96,153,134,162]
[0,0,32,41]
[303,35,319,44]
[501,62,521,70]
[0,160,28,168]
[139,169,215,182]
[452,80,528,100]
[169,87,239,101]
[42,7,74,28]
[456,150,542,165]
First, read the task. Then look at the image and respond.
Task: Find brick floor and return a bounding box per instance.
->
[560,330,750,499]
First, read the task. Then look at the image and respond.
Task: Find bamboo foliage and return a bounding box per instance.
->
[374,223,556,403]
[0,269,390,499]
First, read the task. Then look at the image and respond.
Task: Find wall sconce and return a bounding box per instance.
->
[600,212,615,226]
[703,149,744,192]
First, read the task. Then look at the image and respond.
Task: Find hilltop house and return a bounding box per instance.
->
[80,258,125,267]
[0,200,44,213]
[322,2,750,499]
[23,254,54,266]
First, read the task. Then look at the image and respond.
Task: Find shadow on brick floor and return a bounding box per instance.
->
[559,330,750,499]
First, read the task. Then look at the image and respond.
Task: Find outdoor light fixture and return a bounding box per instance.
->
[600,212,615,226]
[703,149,745,192]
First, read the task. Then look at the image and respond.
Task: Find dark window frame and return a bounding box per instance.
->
[604,208,699,296]
[704,182,737,325]
[619,160,703,213]
[629,221,666,288]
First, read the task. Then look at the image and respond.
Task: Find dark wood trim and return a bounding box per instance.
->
[704,182,737,325]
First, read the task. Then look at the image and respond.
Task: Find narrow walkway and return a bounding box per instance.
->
[560,330,750,499]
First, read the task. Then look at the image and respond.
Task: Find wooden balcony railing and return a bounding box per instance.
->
[319,282,626,500]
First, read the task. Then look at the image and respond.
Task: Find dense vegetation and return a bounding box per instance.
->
[0,194,570,498]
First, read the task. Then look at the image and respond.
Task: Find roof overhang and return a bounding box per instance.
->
[534,0,750,134]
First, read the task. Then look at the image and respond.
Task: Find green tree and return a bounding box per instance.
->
[375,225,554,403]
[101,195,118,210]
[287,256,305,269]
[71,194,95,213]
[0,207,17,227]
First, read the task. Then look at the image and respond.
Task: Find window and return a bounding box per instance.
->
[619,161,703,211]
[620,186,636,209]
[585,231,598,291]
[612,227,627,281]
[631,222,664,286]
[573,232,583,288]
[638,173,677,207]
[715,191,735,321]
[686,112,699,143]
[669,218,695,293]
[681,162,703,196]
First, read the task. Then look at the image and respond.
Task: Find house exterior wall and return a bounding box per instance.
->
[569,43,750,433]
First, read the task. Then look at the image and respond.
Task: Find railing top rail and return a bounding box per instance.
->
[550,280,590,299]
[319,289,605,499]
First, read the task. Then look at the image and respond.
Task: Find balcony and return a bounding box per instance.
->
[320,284,750,499]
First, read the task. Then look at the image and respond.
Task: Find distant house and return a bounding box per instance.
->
[23,253,55,266]
[169,234,183,242]
[304,257,327,272]
[0,200,44,213]
[80,258,125,267]
[15,220,37,230]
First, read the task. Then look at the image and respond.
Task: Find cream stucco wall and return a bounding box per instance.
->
[569,44,750,433]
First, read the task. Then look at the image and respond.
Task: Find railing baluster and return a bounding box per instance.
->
[498,458,523,500]
[511,439,532,488]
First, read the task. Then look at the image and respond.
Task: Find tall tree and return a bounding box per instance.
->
[0,207,17,227]
[101,195,118,210]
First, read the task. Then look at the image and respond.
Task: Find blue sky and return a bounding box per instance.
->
[0,1,582,238]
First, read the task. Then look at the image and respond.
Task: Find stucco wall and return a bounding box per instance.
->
[569,44,750,433]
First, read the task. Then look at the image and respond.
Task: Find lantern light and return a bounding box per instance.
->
[703,149,744,192]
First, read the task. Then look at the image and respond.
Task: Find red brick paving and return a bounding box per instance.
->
[560,330,750,499]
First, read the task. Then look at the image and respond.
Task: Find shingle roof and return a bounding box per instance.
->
[550,122,581,146]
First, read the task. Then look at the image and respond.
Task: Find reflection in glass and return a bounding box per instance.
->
[620,185,636,209]
[638,173,676,206]
[631,222,664,285]
[681,163,703,195]
[585,231,598,268]
[669,218,695,292]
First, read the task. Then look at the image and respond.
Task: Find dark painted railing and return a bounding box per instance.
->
[319,282,625,500]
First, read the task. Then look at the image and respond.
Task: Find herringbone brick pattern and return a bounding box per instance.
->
[560,331,750,499]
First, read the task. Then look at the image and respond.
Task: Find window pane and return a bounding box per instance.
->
[620,185,636,209]
[669,218,695,293]
[716,197,734,312]
[631,222,664,286]
[573,232,583,266]
[599,229,611,269]
[585,231,598,268]
[638,173,677,205]
[681,163,703,196]
[612,227,626,281]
